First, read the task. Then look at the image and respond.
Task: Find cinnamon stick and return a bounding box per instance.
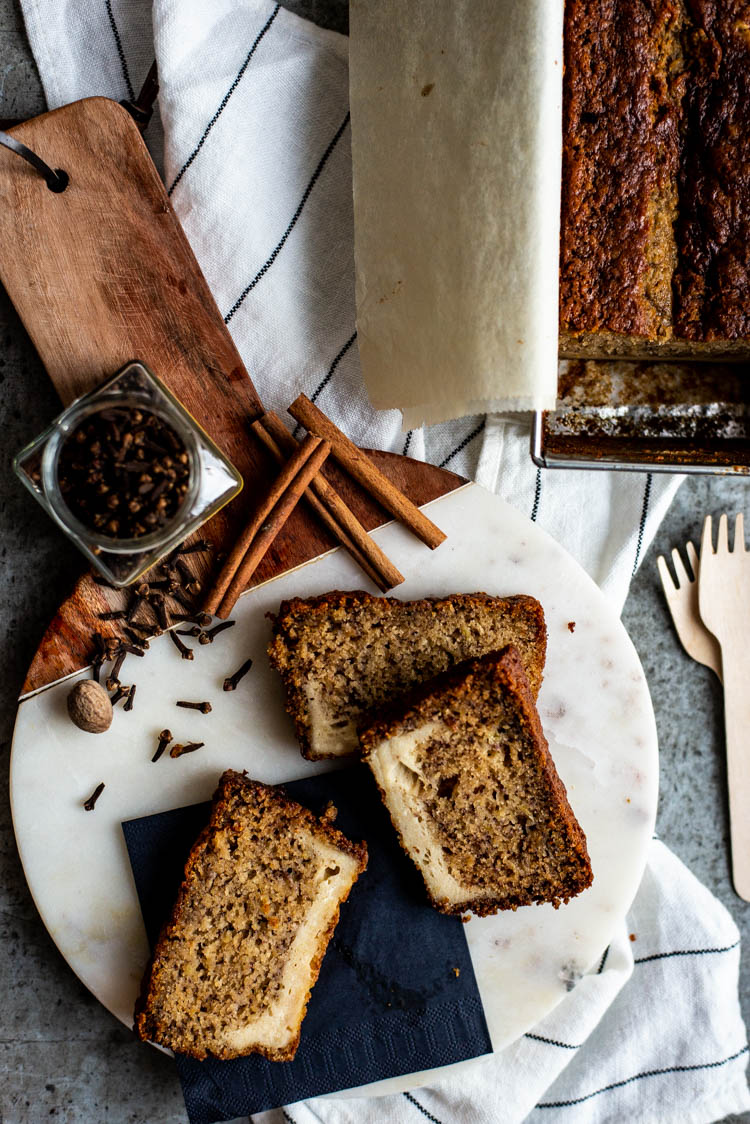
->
[287,394,446,550]
[203,433,328,616]
[252,413,404,592]
[212,437,332,618]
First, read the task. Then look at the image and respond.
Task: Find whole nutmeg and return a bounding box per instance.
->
[67,680,113,734]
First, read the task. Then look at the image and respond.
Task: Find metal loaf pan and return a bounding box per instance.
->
[531,360,750,475]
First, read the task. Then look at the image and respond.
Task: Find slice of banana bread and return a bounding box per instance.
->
[268,591,547,761]
[360,647,592,917]
[133,771,367,1061]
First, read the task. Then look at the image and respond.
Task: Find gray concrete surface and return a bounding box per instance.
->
[1,1,749,1121]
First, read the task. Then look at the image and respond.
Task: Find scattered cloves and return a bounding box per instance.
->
[198,620,235,645]
[169,741,205,758]
[223,658,253,691]
[110,649,127,682]
[151,595,171,631]
[169,629,194,660]
[125,626,151,647]
[98,609,127,621]
[152,729,172,762]
[83,782,105,811]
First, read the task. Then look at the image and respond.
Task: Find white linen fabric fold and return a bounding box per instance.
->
[18,0,749,1121]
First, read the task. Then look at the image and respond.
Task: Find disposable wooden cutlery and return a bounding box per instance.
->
[657,541,722,682]
[698,513,750,902]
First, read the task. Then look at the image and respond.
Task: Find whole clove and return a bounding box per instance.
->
[83,782,105,811]
[152,729,173,762]
[169,629,194,660]
[169,741,205,758]
[176,626,202,638]
[176,700,212,713]
[111,684,129,706]
[124,684,137,712]
[198,620,235,645]
[148,577,178,592]
[223,658,253,691]
[98,609,127,621]
[125,626,151,647]
[110,649,127,683]
[151,594,171,631]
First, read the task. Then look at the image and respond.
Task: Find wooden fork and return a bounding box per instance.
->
[698,513,750,902]
[657,542,722,682]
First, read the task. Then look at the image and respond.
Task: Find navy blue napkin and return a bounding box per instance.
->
[123,767,492,1124]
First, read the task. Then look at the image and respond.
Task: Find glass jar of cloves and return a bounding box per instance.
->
[14,361,242,585]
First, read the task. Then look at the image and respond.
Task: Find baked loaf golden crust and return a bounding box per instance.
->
[560,0,683,347]
[674,0,750,342]
[560,0,750,358]
[133,770,367,1061]
[268,590,547,761]
[360,647,593,917]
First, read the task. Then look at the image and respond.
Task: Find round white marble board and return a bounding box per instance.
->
[10,482,658,1099]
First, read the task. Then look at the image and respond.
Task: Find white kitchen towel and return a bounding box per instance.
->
[17,1,747,1121]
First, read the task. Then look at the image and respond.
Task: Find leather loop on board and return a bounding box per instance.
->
[0,129,68,191]
[120,60,159,130]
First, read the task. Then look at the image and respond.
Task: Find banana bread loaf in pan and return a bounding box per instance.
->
[560,0,750,359]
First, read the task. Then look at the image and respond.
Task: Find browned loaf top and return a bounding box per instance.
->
[267,590,547,761]
[360,647,593,917]
[560,0,750,357]
[133,770,367,1061]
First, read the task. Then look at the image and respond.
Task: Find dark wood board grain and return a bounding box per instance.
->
[0,97,269,561]
[0,98,464,696]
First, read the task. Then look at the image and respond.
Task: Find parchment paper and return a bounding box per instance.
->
[349,0,563,427]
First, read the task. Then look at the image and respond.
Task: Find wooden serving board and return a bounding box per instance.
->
[0,98,462,695]
[23,454,463,697]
